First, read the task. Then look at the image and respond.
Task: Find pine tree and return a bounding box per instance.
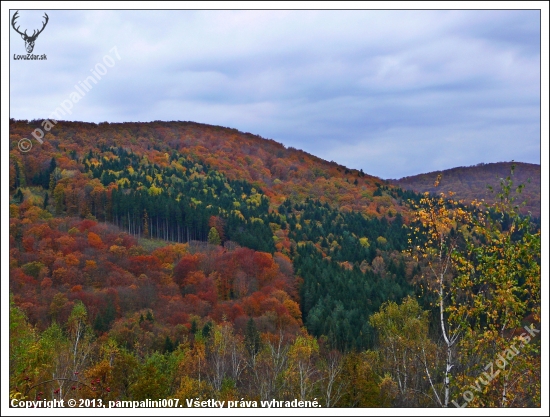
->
[202,321,212,338]
[104,301,116,328]
[49,157,57,175]
[190,319,198,335]
[244,317,262,357]
[93,313,105,333]
[14,189,23,203]
[49,168,61,192]
[164,336,174,353]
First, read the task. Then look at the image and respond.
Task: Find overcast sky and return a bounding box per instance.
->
[8,8,541,179]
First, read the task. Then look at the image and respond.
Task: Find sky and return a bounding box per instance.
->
[7,7,543,179]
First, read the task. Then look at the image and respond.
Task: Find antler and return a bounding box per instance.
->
[11,11,26,37]
[29,13,49,40]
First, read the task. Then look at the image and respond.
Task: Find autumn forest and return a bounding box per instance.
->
[8,119,541,407]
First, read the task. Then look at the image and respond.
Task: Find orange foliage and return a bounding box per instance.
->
[87,232,104,249]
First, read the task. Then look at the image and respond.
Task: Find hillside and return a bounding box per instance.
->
[8,119,540,407]
[10,119,399,216]
[9,119,418,350]
[389,162,541,218]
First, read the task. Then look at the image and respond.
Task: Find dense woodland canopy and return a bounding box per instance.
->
[8,119,540,407]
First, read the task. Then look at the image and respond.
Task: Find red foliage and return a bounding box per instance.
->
[173,253,204,287]
[22,236,35,252]
[103,263,134,287]
[127,255,162,278]
[231,303,246,321]
[168,312,189,326]
[181,294,211,316]
[78,219,98,232]
[196,277,218,306]
[9,163,301,339]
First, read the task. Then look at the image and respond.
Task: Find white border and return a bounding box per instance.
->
[2,2,548,416]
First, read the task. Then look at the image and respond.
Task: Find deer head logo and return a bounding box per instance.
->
[12,11,49,54]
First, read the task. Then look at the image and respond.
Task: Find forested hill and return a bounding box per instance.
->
[10,119,396,216]
[389,162,541,218]
[9,118,418,352]
[8,119,541,407]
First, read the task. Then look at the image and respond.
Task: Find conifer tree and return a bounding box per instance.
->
[244,318,262,358]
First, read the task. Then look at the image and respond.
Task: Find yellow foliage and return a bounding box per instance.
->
[9,204,19,218]
[148,185,163,196]
[116,177,130,187]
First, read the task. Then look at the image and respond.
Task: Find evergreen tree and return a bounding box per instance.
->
[244,317,262,357]
[202,321,212,338]
[190,319,198,335]
[14,189,23,203]
[49,157,57,172]
[93,313,105,333]
[164,336,174,353]
[103,301,116,328]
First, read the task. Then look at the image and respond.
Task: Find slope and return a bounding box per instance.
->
[10,119,421,352]
[389,162,541,218]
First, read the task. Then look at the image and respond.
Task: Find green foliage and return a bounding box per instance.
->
[244,318,262,357]
[408,166,541,407]
[207,227,221,245]
[163,335,175,353]
[8,119,540,407]
[14,188,24,203]
[286,198,412,350]
[339,352,382,407]
[94,301,116,333]
[10,296,39,394]
[202,321,212,339]
[129,351,179,400]
[190,319,198,335]
[450,166,541,407]
[21,261,45,279]
[82,147,275,253]
[369,296,437,406]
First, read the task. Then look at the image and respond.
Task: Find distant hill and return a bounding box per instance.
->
[389,162,541,218]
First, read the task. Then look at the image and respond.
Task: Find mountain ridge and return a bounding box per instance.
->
[389,161,541,218]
